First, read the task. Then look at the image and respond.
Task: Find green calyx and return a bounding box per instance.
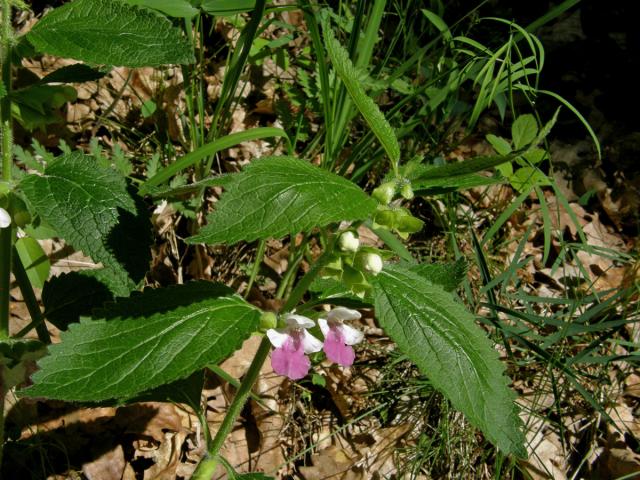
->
[373,205,424,238]
[259,311,277,331]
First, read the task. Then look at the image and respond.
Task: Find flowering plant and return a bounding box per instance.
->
[0,0,548,476]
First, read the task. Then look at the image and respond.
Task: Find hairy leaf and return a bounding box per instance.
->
[27,0,193,67]
[23,283,260,401]
[20,153,151,296]
[323,26,400,166]
[42,272,114,330]
[39,64,107,84]
[188,156,376,245]
[124,0,199,18]
[372,265,526,457]
[410,258,468,292]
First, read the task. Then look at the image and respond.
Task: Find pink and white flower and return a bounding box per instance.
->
[266,314,323,380]
[319,307,364,366]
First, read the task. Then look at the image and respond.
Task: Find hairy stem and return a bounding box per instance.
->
[244,239,266,299]
[191,337,271,479]
[0,0,11,470]
[0,0,12,339]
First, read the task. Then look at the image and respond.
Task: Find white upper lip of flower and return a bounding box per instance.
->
[327,306,361,323]
[266,313,323,354]
[0,207,10,229]
[319,307,364,345]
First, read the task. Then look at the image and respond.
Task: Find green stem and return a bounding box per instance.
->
[191,337,271,479]
[244,239,266,300]
[282,235,335,312]
[0,227,10,339]
[0,0,12,339]
[0,0,11,470]
[12,248,51,343]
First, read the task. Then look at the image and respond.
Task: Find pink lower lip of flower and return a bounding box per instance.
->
[323,327,355,366]
[270,337,312,380]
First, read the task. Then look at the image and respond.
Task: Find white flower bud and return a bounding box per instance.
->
[338,231,359,252]
[0,207,10,229]
[362,253,383,275]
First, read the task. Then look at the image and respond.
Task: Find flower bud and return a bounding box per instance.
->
[338,231,359,253]
[372,182,396,205]
[356,252,383,275]
[0,207,10,229]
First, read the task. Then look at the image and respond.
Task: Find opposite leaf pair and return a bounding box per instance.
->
[266,307,364,380]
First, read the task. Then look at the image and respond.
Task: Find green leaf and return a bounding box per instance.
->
[124,0,199,17]
[23,282,260,402]
[42,272,114,330]
[15,236,50,288]
[1,338,46,392]
[141,127,290,193]
[413,172,503,194]
[11,84,77,130]
[410,258,468,292]
[141,99,157,118]
[486,134,512,156]
[323,26,400,167]
[187,156,376,245]
[27,0,194,67]
[413,153,520,181]
[128,370,204,406]
[372,265,526,457]
[39,63,108,84]
[200,0,257,16]
[509,166,549,193]
[20,153,151,296]
[421,9,452,42]
[522,147,547,165]
[511,114,538,149]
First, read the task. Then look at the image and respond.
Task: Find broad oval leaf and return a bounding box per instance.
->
[511,114,538,150]
[27,0,194,67]
[372,265,526,457]
[23,282,260,402]
[42,272,114,330]
[187,156,376,245]
[20,152,151,296]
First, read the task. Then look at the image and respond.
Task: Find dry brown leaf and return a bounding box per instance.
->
[521,415,568,480]
[82,444,126,480]
[117,402,183,443]
[298,444,365,480]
